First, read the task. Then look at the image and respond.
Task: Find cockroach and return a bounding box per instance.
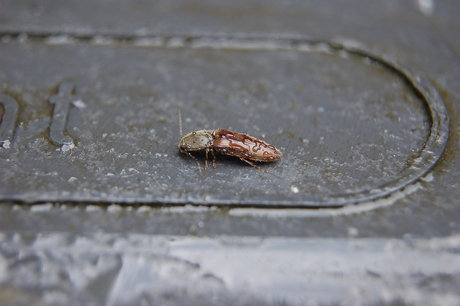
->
[178,111,281,173]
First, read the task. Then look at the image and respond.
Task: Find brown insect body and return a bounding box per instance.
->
[178,129,281,173]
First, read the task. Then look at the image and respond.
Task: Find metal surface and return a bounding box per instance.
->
[1,0,460,305]
[0,36,448,207]
[1,232,459,306]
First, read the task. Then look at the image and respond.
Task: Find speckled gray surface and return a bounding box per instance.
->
[1,0,460,305]
[0,37,447,206]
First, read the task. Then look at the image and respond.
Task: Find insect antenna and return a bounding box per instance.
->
[184,151,203,175]
[178,109,183,138]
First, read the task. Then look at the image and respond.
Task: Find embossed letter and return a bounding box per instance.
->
[0,94,19,149]
[48,83,76,146]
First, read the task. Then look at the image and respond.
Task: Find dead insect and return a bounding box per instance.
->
[178,111,281,173]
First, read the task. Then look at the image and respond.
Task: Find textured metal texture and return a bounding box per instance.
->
[0,35,448,207]
[1,0,460,305]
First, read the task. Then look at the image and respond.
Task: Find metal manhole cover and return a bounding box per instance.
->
[0,34,449,207]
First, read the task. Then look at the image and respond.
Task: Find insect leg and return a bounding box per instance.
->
[211,149,216,168]
[182,151,203,174]
[205,148,210,169]
[239,158,268,173]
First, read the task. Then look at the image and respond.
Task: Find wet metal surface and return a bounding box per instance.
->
[1,0,460,305]
[0,36,448,207]
[1,232,460,306]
